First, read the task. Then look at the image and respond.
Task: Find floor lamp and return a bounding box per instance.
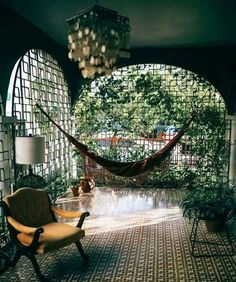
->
[15,136,46,189]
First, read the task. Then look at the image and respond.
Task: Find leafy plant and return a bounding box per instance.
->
[180,114,235,221]
[181,181,236,220]
[73,64,227,187]
[69,178,79,187]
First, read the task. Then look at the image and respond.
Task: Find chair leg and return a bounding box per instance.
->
[75,241,89,262]
[225,226,236,254]
[190,218,196,241]
[191,218,199,256]
[25,253,45,281]
[0,251,11,275]
[9,249,21,267]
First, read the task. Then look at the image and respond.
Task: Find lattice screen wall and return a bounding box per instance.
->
[0,96,12,242]
[0,100,11,195]
[75,64,228,186]
[6,49,73,198]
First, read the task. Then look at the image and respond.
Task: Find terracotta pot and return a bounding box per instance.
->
[205,219,226,232]
[71,185,79,196]
[80,177,95,193]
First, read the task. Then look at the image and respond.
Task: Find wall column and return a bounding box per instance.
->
[225,115,236,235]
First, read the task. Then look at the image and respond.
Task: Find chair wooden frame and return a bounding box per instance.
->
[1,188,90,281]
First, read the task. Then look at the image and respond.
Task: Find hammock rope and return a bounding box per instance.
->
[36,104,196,177]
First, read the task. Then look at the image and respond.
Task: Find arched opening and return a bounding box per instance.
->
[74,64,228,187]
[6,49,73,198]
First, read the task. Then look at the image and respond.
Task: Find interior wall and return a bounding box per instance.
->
[0,1,236,113]
[0,1,80,107]
[120,47,236,114]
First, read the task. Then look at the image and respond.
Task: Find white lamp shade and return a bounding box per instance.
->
[15,136,45,164]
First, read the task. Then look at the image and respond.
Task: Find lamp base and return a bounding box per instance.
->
[16,170,46,189]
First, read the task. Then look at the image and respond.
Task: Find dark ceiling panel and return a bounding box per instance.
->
[3,0,236,48]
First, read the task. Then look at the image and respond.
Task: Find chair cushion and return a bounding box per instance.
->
[3,188,54,227]
[17,222,85,254]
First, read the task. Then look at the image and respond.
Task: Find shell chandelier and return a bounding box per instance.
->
[67,5,130,79]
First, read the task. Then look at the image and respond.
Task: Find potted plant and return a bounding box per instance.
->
[180,112,236,233]
[80,176,95,193]
[69,178,80,196]
[80,157,95,193]
[181,180,236,232]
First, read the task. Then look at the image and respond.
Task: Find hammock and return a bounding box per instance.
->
[36,104,195,177]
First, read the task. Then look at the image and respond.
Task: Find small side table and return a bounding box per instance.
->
[190,215,235,257]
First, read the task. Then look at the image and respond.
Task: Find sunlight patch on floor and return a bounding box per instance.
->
[56,187,184,234]
[69,207,182,235]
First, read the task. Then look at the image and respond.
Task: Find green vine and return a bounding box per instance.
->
[74,65,227,187]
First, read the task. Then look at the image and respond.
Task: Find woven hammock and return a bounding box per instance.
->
[36,104,195,177]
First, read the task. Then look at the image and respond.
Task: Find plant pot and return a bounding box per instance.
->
[80,177,95,193]
[205,219,226,232]
[71,185,79,196]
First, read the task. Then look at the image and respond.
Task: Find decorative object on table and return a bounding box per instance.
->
[70,178,80,196]
[67,5,130,79]
[15,135,46,189]
[1,187,90,281]
[80,176,95,193]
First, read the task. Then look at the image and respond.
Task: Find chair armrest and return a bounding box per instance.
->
[51,205,87,219]
[76,212,90,228]
[7,216,39,234]
[7,216,44,252]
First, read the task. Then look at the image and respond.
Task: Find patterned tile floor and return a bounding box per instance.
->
[0,187,235,281]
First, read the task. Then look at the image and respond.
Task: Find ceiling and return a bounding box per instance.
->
[4,0,236,49]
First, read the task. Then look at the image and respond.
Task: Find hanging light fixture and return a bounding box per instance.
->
[67,5,130,79]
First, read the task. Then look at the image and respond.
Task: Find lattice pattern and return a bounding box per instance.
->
[75,64,227,186]
[0,96,12,241]
[0,99,11,194]
[7,49,73,199]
